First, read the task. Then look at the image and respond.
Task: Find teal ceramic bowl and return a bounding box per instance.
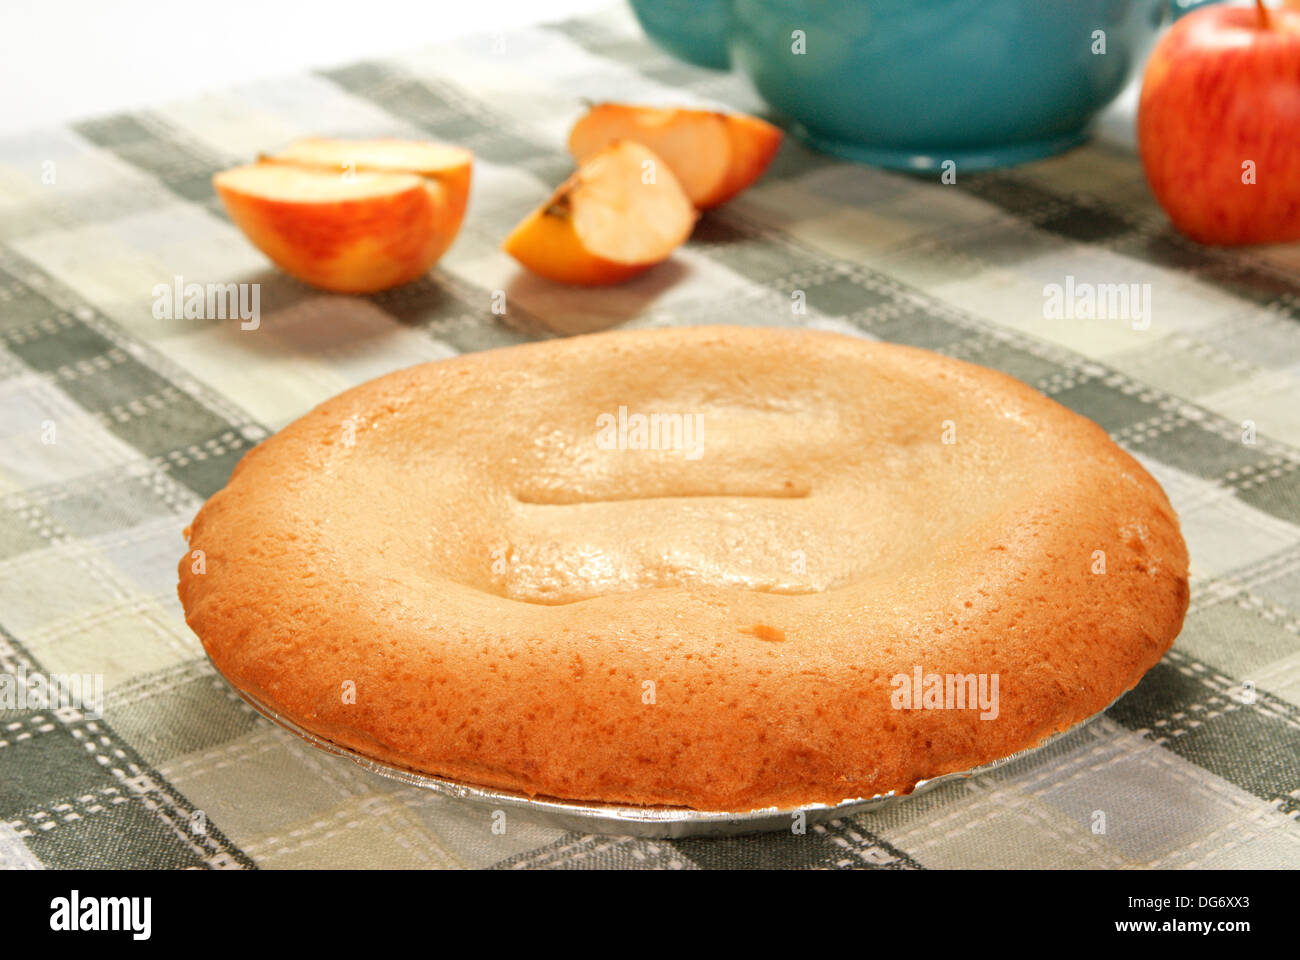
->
[629,0,1222,170]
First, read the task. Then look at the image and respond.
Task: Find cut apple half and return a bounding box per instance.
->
[568,103,783,209]
[214,138,473,294]
[266,137,472,178]
[502,140,697,286]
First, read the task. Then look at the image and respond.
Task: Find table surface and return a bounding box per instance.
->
[1,4,1298,869]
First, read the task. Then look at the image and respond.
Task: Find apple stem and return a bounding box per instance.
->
[1257,0,1271,29]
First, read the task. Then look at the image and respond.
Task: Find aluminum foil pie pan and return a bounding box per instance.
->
[227,680,1112,839]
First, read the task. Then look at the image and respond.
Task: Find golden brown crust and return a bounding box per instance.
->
[178,325,1189,810]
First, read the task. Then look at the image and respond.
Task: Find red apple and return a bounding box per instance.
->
[1138,0,1300,245]
[214,138,472,293]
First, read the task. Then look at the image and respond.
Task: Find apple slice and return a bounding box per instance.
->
[568,104,783,209]
[265,138,473,272]
[214,138,472,293]
[267,137,472,178]
[502,140,697,286]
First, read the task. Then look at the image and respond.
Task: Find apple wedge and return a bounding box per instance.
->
[568,104,783,209]
[502,140,697,286]
[214,138,472,293]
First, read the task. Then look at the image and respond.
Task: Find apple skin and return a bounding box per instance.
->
[502,203,655,286]
[503,141,696,286]
[216,174,447,294]
[215,140,473,294]
[568,105,783,209]
[1138,4,1300,246]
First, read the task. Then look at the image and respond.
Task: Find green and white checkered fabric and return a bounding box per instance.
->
[2,6,1299,869]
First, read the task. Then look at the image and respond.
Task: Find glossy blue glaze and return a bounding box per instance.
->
[629,0,1222,169]
[629,0,733,69]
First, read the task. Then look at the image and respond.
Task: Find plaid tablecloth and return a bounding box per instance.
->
[2,5,1299,870]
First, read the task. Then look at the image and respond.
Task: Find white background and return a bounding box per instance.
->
[0,1,608,136]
